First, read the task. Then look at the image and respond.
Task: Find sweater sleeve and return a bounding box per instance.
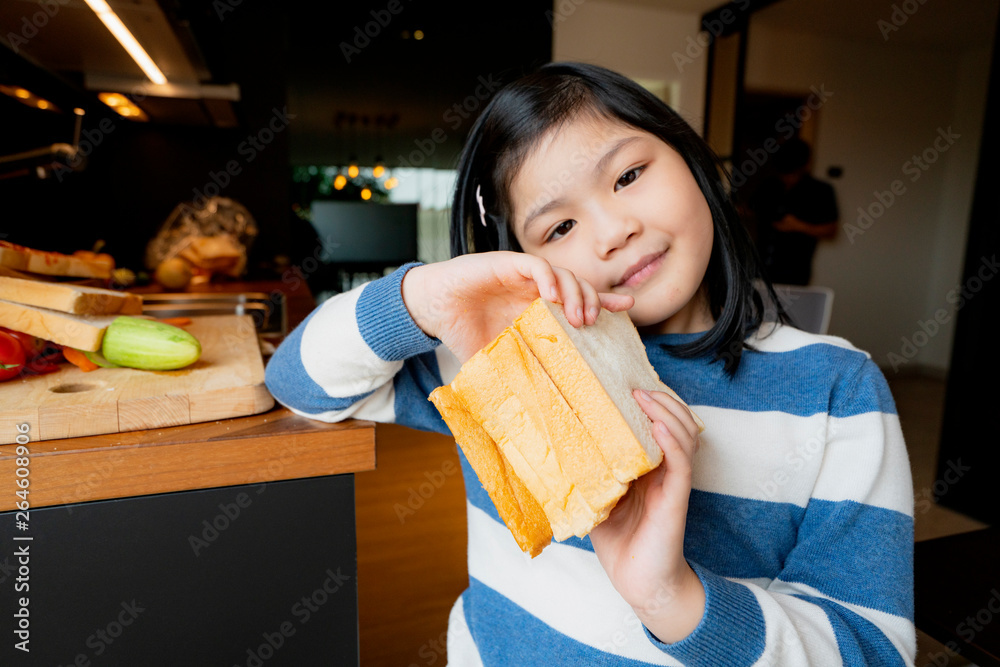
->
[645,357,916,666]
[264,262,450,434]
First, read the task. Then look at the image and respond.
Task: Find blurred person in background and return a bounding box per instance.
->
[751,137,838,285]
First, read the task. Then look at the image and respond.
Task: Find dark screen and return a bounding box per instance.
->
[309,201,418,264]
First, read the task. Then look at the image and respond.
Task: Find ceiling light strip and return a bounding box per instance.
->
[83,0,167,85]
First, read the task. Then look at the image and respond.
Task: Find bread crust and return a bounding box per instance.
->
[0,299,118,351]
[429,384,553,557]
[0,277,142,316]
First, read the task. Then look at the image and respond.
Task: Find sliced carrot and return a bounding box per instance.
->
[158,317,193,327]
[63,347,100,372]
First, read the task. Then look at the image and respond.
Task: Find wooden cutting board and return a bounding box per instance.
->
[0,315,274,443]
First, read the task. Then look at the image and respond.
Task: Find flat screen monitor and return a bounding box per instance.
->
[308,201,419,265]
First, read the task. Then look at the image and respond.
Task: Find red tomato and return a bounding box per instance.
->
[0,331,27,381]
[0,327,46,360]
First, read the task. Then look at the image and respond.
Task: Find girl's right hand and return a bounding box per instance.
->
[401,252,634,363]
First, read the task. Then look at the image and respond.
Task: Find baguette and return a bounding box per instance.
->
[0,276,142,316]
[0,241,112,279]
[430,298,703,557]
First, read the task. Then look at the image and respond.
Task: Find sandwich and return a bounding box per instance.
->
[429,298,704,558]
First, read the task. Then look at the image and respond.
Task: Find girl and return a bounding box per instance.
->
[265,62,915,666]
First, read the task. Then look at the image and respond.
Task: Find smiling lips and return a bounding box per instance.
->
[616,251,666,288]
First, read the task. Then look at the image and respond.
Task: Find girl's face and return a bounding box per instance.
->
[509,114,715,334]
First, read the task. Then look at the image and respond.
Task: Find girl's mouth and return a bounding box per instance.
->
[616,251,666,288]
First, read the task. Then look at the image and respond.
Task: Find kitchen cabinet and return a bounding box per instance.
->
[0,279,374,666]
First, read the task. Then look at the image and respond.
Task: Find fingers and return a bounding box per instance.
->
[551,267,593,327]
[512,254,633,327]
[598,291,635,313]
[633,389,700,456]
[533,261,602,328]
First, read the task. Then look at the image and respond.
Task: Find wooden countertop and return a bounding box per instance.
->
[0,273,375,511]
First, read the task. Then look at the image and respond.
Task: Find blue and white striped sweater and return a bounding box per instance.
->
[265,263,916,666]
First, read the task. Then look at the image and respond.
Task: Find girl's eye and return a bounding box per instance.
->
[616,166,644,190]
[547,220,576,242]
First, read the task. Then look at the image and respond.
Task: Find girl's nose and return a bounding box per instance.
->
[595,209,641,257]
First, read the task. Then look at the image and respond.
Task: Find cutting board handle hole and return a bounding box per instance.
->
[50,383,99,394]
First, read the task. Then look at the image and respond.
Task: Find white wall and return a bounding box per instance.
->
[744,23,991,375]
[554,0,993,376]
[551,0,708,131]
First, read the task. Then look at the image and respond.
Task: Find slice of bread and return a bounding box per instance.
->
[0,276,142,315]
[0,299,120,351]
[429,385,552,557]
[515,299,704,484]
[451,341,586,541]
[485,329,627,533]
[430,298,704,557]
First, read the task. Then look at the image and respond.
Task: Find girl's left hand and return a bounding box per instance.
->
[589,388,706,643]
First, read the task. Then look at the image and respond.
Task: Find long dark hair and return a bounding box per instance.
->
[450,61,787,375]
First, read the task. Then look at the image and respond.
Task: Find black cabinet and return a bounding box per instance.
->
[1,475,358,666]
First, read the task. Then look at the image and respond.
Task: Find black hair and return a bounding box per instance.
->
[775,137,811,174]
[450,61,787,375]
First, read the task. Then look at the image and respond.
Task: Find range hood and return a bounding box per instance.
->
[0,0,239,128]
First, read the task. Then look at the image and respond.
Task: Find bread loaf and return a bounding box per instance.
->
[0,241,112,279]
[429,298,703,557]
[0,276,142,316]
